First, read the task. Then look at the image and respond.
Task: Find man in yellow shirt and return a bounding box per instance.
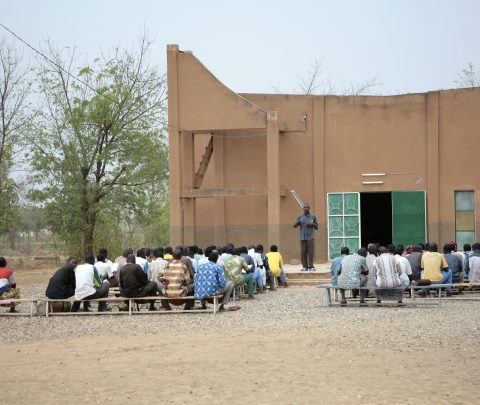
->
[266,245,287,290]
[420,242,452,295]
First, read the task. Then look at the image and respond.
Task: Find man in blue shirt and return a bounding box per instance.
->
[293,203,318,271]
[240,246,265,293]
[331,247,349,287]
[194,250,236,311]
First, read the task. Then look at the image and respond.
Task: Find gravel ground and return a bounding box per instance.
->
[2,284,479,348]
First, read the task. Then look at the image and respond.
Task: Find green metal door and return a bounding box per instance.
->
[392,191,426,246]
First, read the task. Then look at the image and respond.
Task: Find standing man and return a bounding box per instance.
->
[293,203,318,271]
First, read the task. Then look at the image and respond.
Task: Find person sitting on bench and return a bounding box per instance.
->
[337,248,369,306]
[0,257,20,313]
[224,248,255,298]
[45,257,78,300]
[465,243,480,283]
[373,245,405,305]
[194,250,236,311]
[119,254,159,311]
[420,242,452,296]
[162,249,195,310]
[72,254,110,312]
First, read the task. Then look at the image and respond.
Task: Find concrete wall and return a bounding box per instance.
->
[168,44,480,263]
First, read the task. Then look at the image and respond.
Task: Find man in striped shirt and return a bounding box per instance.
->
[373,245,403,288]
[373,245,405,305]
[162,249,195,310]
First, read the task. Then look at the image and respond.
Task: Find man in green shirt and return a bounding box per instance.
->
[224,249,255,299]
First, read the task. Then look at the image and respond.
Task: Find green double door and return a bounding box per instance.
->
[328,191,426,259]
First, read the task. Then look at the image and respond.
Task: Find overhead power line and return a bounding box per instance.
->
[0,22,99,95]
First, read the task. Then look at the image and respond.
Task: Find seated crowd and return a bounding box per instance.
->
[330,241,480,306]
[41,243,287,313]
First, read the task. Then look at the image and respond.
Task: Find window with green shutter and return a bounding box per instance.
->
[455,191,475,248]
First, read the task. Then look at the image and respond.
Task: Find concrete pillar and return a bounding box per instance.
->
[426,91,440,242]
[181,131,195,244]
[167,44,183,245]
[267,111,280,246]
[476,190,480,243]
[313,96,327,262]
[213,133,226,245]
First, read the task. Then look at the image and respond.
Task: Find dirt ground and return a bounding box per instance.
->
[3,330,477,405]
[1,267,478,404]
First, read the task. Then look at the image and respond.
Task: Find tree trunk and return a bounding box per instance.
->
[81,172,94,257]
[8,228,15,250]
[83,222,94,257]
[82,203,97,257]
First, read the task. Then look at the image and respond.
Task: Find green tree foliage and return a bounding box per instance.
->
[27,37,168,257]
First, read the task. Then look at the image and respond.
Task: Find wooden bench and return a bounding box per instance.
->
[317,284,453,307]
[44,294,223,316]
[451,282,480,293]
[0,298,41,317]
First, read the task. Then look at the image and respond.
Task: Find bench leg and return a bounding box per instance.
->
[325,288,332,306]
[213,297,217,314]
[128,299,132,315]
[438,287,442,308]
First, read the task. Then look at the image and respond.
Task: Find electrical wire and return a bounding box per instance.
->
[1,22,269,139]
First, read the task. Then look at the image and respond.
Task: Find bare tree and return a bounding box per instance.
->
[0,38,30,243]
[292,58,382,96]
[297,59,325,95]
[327,74,381,96]
[455,62,480,88]
[0,37,30,188]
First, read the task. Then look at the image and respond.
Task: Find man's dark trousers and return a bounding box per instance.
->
[301,239,315,269]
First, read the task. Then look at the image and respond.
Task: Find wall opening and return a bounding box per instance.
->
[361,192,392,247]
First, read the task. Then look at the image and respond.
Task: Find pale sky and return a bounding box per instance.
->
[2,0,480,95]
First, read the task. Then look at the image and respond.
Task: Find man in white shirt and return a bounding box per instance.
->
[136,248,149,274]
[95,253,113,280]
[98,248,113,267]
[148,247,168,294]
[249,244,267,289]
[219,245,234,267]
[198,246,215,267]
[72,254,110,312]
[394,245,412,286]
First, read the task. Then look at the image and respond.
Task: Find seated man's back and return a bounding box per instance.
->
[119,262,148,296]
[224,254,248,285]
[337,253,367,289]
[265,250,283,277]
[164,257,190,298]
[195,258,226,299]
[421,251,447,282]
[374,251,402,288]
[46,258,77,299]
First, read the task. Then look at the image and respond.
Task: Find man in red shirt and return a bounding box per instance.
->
[0,257,20,313]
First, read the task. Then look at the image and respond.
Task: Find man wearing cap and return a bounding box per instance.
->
[293,203,318,271]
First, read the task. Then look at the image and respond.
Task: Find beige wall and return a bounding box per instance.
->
[168,44,480,262]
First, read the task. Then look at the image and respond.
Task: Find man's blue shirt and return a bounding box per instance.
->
[330,255,346,287]
[194,261,227,299]
[295,214,318,240]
